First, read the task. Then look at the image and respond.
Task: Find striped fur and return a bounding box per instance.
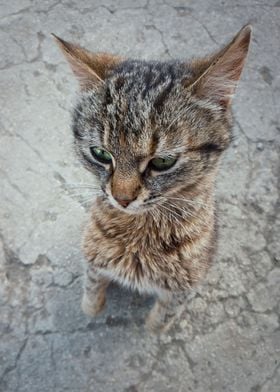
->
[54,25,251,330]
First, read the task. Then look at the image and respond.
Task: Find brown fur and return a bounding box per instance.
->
[84,182,215,291]
[52,34,123,90]
[54,25,252,331]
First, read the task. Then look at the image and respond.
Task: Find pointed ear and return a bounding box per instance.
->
[188,25,252,109]
[52,34,123,90]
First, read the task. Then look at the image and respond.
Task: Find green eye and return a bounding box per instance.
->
[90,146,113,164]
[149,157,177,171]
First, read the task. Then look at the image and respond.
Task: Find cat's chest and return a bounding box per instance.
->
[83,208,202,292]
[86,212,169,262]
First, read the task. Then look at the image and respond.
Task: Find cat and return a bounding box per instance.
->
[53,24,251,331]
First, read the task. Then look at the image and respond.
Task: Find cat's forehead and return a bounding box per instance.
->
[105,61,178,125]
[100,61,189,157]
[102,119,186,161]
[76,61,197,158]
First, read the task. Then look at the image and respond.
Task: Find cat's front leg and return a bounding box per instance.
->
[146,289,173,332]
[81,266,110,316]
[146,290,186,333]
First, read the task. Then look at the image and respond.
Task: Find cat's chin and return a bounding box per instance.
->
[102,194,149,215]
[112,203,148,215]
[105,198,153,215]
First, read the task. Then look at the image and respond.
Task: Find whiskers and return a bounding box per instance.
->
[164,196,209,211]
[65,182,102,191]
[59,182,103,208]
[145,193,209,232]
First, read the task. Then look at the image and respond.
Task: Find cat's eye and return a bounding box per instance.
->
[90,146,113,164]
[149,157,177,172]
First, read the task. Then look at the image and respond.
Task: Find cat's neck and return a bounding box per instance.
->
[93,179,215,237]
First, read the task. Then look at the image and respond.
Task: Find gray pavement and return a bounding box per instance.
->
[0,1,279,391]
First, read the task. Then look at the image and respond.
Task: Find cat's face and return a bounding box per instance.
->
[54,26,251,213]
[72,63,230,214]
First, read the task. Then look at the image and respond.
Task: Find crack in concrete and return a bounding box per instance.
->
[144,23,173,59]
[235,119,276,145]
[0,30,45,70]
[190,15,220,46]
[0,6,32,21]
[47,273,82,289]
[0,168,29,201]
[0,233,52,271]
[0,338,28,387]
[60,0,150,17]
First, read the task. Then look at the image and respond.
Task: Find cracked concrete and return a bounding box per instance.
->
[0,0,279,391]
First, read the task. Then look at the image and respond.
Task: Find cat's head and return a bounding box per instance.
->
[54,25,251,214]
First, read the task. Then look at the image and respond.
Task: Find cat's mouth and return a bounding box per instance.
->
[101,191,161,215]
[108,198,155,215]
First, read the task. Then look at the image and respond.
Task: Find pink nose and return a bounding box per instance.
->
[114,196,136,208]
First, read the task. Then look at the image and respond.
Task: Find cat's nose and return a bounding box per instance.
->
[114,196,136,208]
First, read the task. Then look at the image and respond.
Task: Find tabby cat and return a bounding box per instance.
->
[54,25,251,331]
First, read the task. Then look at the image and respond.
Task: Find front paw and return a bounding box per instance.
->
[145,302,185,333]
[145,303,174,333]
[81,293,106,316]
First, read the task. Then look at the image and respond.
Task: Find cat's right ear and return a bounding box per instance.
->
[187,25,252,109]
[52,35,123,90]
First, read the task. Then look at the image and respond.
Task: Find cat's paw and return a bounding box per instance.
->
[145,310,175,333]
[145,302,185,333]
[81,293,106,316]
[145,303,174,333]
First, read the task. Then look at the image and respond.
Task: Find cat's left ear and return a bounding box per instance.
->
[188,24,252,109]
[52,34,123,90]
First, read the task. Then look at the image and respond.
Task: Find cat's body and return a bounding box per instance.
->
[83,184,215,294]
[54,25,251,331]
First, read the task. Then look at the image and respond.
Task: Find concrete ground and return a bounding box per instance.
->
[0,0,279,391]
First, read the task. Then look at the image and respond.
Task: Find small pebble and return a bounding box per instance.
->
[257,142,264,150]
[180,320,188,328]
